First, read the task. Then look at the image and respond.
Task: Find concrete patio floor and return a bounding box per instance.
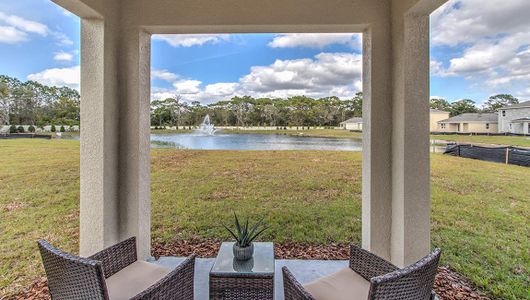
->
[153,257,348,299]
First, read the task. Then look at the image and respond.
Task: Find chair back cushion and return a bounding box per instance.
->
[368,248,441,300]
[37,240,108,300]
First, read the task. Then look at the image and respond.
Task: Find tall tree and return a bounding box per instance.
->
[0,81,9,125]
[430,98,451,111]
[450,99,478,116]
[482,94,519,112]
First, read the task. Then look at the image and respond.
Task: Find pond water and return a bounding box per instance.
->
[151,133,363,151]
[60,132,446,152]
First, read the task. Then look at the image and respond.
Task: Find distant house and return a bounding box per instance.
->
[340,110,448,132]
[340,117,362,131]
[437,113,498,133]
[429,109,450,132]
[498,101,530,134]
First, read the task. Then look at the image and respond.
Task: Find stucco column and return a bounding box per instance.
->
[117,26,152,259]
[390,2,433,266]
[79,18,120,256]
[78,8,151,258]
[362,21,393,261]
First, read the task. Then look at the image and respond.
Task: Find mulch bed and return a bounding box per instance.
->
[7,239,490,300]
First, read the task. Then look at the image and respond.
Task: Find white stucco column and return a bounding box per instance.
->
[79,16,121,256]
[117,26,152,259]
[72,0,151,258]
[389,0,439,266]
[363,0,442,266]
[362,21,393,261]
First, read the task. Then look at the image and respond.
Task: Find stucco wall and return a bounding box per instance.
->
[342,123,363,130]
[498,107,530,133]
[437,122,498,133]
[430,112,449,132]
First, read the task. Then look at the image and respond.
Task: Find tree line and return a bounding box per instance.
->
[0,75,80,127]
[0,75,521,128]
[150,93,363,128]
[430,94,519,117]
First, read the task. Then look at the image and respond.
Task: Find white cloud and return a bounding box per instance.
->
[430,60,447,77]
[27,66,80,90]
[0,26,27,44]
[239,52,362,96]
[431,0,530,47]
[444,32,530,76]
[152,88,180,101]
[0,11,73,46]
[204,83,238,96]
[0,12,48,36]
[152,34,229,47]
[268,33,360,49]
[431,0,530,95]
[173,80,202,94]
[53,51,74,62]
[52,31,74,46]
[152,69,179,82]
[151,52,362,103]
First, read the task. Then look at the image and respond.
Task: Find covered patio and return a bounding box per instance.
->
[50,0,446,297]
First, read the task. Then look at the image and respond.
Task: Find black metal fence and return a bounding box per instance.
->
[0,133,51,140]
[444,144,530,167]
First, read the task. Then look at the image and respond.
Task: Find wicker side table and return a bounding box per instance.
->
[209,242,275,300]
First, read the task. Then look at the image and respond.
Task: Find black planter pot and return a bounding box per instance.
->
[233,242,254,261]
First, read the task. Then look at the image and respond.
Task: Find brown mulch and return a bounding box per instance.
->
[6,240,491,300]
[434,267,491,300]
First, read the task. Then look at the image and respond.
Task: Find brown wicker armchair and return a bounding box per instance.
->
[37,237,195,300]
[282,245,441,300]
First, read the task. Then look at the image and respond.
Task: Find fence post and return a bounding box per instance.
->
[505,147,509,164]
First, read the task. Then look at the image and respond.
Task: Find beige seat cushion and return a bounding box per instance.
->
[303,268,370,300]
[106,261,171,300]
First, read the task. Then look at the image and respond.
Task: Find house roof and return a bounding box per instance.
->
[510,117,530,123]
[430,109,449,113]
[498,100,530,110]
[340,117,363,124]
[438,113,498,124]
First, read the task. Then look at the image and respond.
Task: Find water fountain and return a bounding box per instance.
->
[196,114,217,135]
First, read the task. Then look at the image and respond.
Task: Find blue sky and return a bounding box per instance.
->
[1,0,529,105]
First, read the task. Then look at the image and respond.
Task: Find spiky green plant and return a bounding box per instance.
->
[223,212,268,247]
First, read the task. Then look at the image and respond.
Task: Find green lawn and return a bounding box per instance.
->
[431,134,530,147]
[0,140,528,299]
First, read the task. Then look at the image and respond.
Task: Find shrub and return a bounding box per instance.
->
[28,125,36,133]
[51,125,56,132]
[60,125,66,132]
[17,126,24,133]
[9,125,17,133]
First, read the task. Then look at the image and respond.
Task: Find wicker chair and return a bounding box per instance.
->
[282,245,441,300]
[37,237,195,300]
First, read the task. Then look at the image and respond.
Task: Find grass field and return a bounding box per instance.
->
[431,134,530,147]
[0,139,529,299]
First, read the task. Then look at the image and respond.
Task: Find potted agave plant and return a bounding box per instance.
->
[223,212,268,261]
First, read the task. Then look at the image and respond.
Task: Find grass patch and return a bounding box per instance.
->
[218,129,363,139]
[431,134,530,147]
[0,139,528,299]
